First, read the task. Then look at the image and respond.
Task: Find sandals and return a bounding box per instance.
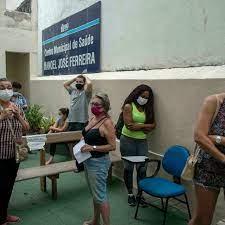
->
[83,221,101,225]
[6,215,21,223]
[83,221,93,225]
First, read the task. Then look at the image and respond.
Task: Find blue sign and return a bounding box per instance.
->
[42,2,101,75]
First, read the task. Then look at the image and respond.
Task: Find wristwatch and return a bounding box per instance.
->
[92,145,97,151]
[215,136,222,144]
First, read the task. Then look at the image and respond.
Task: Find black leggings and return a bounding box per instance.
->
[120,135,148,194]
[49,143,70,156]
[68,122,86,171]
[0,158,19,224]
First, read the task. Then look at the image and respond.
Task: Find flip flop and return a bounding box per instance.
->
[6,215,21,223]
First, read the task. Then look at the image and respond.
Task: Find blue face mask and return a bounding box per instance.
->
[57,115,63,121]
[0,89,13,102]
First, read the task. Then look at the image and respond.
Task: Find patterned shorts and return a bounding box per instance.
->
[84,155,111,203]
[194,163,225,191]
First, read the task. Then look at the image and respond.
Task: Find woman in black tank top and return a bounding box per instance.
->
[81,93,116,225]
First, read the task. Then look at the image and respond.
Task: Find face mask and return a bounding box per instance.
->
[76,83,84,90]
[0,89,13,102]
[57,115,63,120]
[137,96,148,106]
[91,106,103,116]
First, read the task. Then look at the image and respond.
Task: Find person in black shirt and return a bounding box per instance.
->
[81,93,116,225]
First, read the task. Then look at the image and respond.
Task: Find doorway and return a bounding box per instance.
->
[6,52,30,100]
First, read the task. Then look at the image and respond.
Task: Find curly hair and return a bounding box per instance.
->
[122,84,154,123]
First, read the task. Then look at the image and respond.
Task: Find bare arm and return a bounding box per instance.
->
[84,76,92,93]
[123,104,155,131]
[141,122,156,132]
[63,77,77,91]
[12,104,29,131]
[50,121,68,132]
[194,95,225,163]
[123,104,143,131]
[208,135,225,146]
[81,119,116,153]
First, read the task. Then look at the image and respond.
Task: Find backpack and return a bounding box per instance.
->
[115,112,124,139]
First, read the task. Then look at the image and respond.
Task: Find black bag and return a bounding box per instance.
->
[115,112,124,139]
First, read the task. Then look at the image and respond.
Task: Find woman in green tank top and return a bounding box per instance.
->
[120,84,156,207]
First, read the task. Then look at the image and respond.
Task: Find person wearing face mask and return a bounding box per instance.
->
[64,74,92,172]
[10,81,28,111]
[81,93,116,225]
[120,84,156,207]
[0,78,29,225]
[45,108,69,165]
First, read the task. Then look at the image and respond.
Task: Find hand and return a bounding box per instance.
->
[127,123,135,130]
[127,123,143,130]
[81,144,93,153]
[0,108,13,119]
[49,126,54,130]
[10,105,20,118]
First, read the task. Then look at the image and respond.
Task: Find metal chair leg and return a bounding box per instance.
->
[162,198,169,225]
[184,193,191,219]
[161,198,164,210]
[134,190,142,219]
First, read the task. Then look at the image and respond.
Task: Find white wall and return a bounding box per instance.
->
[38,0,225,75]
[6,0,24,11]
[0,0,37,78]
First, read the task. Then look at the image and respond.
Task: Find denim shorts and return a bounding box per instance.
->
[120,135,148,157]
[83,155,111,203]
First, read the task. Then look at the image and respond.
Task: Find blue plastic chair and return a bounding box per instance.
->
[135,145,191,225]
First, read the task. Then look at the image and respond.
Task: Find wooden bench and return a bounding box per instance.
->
[16,131,82,200]
[16,156,121,200]
[16,132,122,199]
[16,160,76,200]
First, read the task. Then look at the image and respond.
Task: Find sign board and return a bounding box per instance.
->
[42,1,101,75]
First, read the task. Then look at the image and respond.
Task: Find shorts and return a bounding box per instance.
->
[194,162,225,191]
[120,135,148,157]
[84,155,111,203]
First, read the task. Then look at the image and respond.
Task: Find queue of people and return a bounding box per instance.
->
[0,75,225,225]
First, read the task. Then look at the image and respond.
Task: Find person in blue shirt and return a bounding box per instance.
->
[11,81,28,111]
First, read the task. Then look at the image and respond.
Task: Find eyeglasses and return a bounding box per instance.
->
[90,102,102,107]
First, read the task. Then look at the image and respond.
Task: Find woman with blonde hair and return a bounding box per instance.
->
[81,93,116,225]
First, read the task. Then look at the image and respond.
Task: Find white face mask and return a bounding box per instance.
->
[137,96,148,106]
[0,89,13,102]
[57,115,63,120]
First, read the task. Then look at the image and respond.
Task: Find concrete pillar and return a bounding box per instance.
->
[30,52,38,78]
[0,0,6,15]
[31,0,38,30]
[0,51,6,77]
